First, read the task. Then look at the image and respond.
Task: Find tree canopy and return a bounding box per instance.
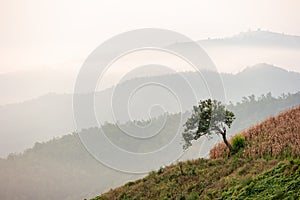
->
[182,99,235,153]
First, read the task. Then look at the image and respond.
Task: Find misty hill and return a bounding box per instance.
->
[1,30,300,106]
[199,30,300,48]
[93,106,300,200]
[170,30,300,52]
[0,69,76,105]
[197,30,300,73]
[222,63,300,101]
[0,133,142,200]
[1,96,300,199]
[0,64,300,157]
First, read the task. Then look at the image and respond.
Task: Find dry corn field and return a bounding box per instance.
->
[210,106,300,159]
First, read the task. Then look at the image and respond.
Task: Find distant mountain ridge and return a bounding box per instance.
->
[0,64,299,157]
[199,30,300,48]
[1,30,300,105]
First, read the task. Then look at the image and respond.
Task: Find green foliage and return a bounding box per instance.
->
[95,157,300,200]
[119,192,130,200]
[182,99,235,150]
[188,167,196,175]
[158,167,164,174]
[231,135,245,152]
[221,159,300,199]
[148,170,156,178]
[125,181,135,187]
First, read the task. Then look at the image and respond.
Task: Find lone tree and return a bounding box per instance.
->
[182,99,236,154]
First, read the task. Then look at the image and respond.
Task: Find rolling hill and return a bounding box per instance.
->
[94,106,300,200]
[199,30,300,48]
[0,64,300,157]
[169,30,300,73]
[0,95,300,199]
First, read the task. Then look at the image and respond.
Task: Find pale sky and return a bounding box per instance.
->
[0,0,300,73]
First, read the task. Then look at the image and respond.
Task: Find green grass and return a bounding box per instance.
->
[221,159,300,200]
[91,157,300,200]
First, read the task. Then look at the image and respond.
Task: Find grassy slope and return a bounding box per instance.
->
[221,159,300,200]
[211,106,300,159]
[93,158,299,200]
[93,106,300,200]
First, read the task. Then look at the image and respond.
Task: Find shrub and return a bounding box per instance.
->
[158,167,164,174]
[232,135,245,152]
[125,181,135,187]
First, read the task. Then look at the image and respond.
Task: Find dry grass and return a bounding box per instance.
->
[210,106,300,159]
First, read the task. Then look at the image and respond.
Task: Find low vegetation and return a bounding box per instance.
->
[210,106,300,159]
[94,106,300,200]
[93,158,300,200]
[221,159,300,199]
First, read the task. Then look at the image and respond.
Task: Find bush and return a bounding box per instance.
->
[232,135,245,152]
[125,181,135,187]
[158,167,164,174]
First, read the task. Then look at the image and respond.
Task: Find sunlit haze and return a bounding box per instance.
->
[1,0,300,73]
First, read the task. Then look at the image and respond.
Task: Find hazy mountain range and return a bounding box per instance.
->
[0,63,300,157]
[0,30,299,106]
[198,30,300,73]
[199,29,300,48]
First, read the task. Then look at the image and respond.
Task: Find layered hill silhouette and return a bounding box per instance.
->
[0,64,300,157]
[1,30,300,106]
[0,94,299,199]
[94,106,300,200]
[199,30,300,48]
[171,30,300,72]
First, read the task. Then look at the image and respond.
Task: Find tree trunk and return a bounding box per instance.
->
[221,129,236,155]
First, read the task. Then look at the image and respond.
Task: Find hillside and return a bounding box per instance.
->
[94,106,300,200]
[93,159,299,200]
[210,106,300,159]
[1,64,300,157]
[0,93,299,199]
[0,132,145,200]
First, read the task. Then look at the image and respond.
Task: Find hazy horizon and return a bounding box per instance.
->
[1,0,300,74]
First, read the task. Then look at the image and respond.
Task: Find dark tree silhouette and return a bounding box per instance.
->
[182,99,236,154]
